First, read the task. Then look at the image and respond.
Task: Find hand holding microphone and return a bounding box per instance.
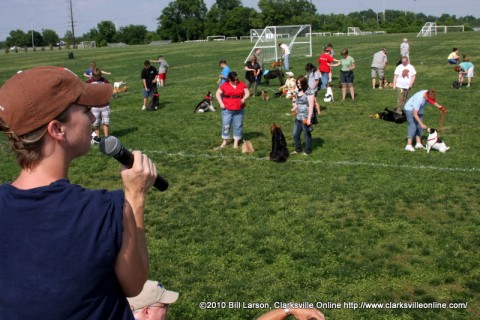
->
[99,136,169,191]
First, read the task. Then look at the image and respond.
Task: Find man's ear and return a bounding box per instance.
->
[46,120,65,141]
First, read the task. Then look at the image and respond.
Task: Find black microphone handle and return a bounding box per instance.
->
[113,146,169,192]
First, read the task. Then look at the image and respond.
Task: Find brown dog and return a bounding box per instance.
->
[242,140,255,153]
[271,60,283,69]
[261,90,270,101]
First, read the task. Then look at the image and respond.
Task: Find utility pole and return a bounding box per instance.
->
[383,0,386,22]
[68,0,76,48]
[31,20,35,51]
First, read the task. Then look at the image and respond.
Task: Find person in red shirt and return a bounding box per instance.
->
[318,46,340,90]
[215,71,250,149]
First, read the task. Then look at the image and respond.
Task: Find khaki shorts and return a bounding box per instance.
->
[371,67,384,79]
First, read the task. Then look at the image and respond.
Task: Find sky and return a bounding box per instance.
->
[0,0,479,41]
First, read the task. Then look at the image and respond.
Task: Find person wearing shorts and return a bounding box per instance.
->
[458,56,474,87]
[392,57,416,114]
[141,60,158,110]
[86,68,111,139]
[371,48,388,89]
[150,56,169,87]
[339,48,356,101]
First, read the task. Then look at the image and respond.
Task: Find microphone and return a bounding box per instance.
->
[99,136,168,191]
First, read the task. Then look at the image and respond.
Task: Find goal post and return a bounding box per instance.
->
[78,41,96,48]
[207,35,225,41]
[245,25,312,65]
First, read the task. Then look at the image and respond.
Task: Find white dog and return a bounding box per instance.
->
[113,81,127,89]
[324,85,334,102]
[426,128,450,153]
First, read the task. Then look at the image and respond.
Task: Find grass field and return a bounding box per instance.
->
[1,32,479,319]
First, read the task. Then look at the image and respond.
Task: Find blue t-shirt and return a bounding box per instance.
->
[404,90,429,114]
[0,179,133,319]
[220,65,230,86]
[459,61,473,71]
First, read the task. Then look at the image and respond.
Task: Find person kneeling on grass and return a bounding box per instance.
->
[403,89,446,152]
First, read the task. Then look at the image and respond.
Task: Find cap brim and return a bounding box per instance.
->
[159,289,179,304]
[76,82,113,107]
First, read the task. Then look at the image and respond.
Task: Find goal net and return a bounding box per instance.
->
[207,35,225,41]
[245,25,312,65]
[78,41,96,48]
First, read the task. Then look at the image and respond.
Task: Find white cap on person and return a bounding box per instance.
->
[127,280,179,310]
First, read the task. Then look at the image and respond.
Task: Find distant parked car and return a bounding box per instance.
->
[9,46,21,50]
[55,41,66,47]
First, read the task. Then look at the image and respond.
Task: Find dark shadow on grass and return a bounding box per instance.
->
[111,127,139,138]
[243,131,266,140]
[311,137,325,151]
[158,99,172,109]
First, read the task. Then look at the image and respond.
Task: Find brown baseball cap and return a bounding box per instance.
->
[0,66,113,136]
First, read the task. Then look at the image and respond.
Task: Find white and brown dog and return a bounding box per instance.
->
[324,85,334,102]
[426,128,450,153]
[113,81,128,94]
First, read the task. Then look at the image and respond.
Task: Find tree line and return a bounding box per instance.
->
[3,0,479,48]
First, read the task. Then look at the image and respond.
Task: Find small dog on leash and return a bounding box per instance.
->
[271,60,283,69]
[194,91,216,113]
[269,124,289,162]
[242,140,255,153]
[324,84,334,102]
[261,90,270,101]
[426,128,450,153]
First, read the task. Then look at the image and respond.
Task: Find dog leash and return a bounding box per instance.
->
[438,108,446,132]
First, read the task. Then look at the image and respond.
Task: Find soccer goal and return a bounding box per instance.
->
[417,22,465,37]
[347,27,362,36]
[207,35,225,41]
[245,25,312,64]
[78,41,96,48]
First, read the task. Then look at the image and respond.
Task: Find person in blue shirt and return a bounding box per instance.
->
[403,89,446,152]
[458,55,474,87]
[218,59,231,86]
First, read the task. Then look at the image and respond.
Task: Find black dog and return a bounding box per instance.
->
[269,124,289,163]
[146,86,159,111]
[452,81,461,89]
[194,91,215,112]
[264,69,284,86]
[379,108,406,123]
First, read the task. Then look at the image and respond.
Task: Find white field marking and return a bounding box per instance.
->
[146,150,480,173]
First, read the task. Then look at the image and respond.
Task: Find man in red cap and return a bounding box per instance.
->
[0,66,157,319]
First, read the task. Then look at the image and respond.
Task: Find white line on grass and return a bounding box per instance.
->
[147,150,480,173]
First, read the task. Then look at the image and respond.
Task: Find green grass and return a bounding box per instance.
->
[1,32,480,319]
